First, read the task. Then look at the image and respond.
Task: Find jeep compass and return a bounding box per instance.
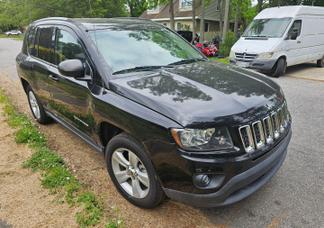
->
[16,17,292,208]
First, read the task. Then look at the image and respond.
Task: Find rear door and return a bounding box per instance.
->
[29,26,56,108]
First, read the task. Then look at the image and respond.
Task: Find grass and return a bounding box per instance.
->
[0,89,123,227]
[0,33,24,40]
[209,57,230,64]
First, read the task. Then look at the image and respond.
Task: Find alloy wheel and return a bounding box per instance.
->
[111,148,150,198]
[28,91,41,119]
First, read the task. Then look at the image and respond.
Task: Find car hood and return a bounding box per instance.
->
[231,37,281,54]
[109,61,284,127]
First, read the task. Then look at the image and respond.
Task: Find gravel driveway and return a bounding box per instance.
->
[0,38,323,228]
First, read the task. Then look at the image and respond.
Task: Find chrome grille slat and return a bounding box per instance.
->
[239,125,255,153]
[252,121,265,149]
[239,103,290,153]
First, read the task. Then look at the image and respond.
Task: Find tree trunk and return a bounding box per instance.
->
[257,0,263,12]
[169,0,175,30]
[219,0,223,38]
[222,0,230,41]
[233,0,241,37]
[191,0,196,42]
[200,0,205,41]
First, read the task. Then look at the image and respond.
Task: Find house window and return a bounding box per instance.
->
[204,22,209,32]
[180,0,192,9]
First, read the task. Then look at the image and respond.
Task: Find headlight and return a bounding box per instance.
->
[229,50,235,59]
[257,52,274,59]
[171,127,233,151]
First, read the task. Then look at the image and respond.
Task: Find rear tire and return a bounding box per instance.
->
[26,85,51,124]
[317,57,324,67]
[270,58,287,78]
[105,133,165,208]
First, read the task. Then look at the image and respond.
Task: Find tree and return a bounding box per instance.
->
[191,0,196,42]
[126,0,148,17]
[222,0,230,41]
[200,0,206,41]
[169,0,175,30]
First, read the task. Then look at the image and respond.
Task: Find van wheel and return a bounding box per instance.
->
[270,58,287,78]
[26,85,51,124]
[105,133,165,208]
[317,57,324,67]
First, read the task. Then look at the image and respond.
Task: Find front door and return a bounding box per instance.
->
[285,20,303,66]
[47,27,95,136]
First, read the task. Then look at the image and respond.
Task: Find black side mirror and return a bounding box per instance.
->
[58,59,84,78]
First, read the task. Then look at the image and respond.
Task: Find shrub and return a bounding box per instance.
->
[219,32,238,57]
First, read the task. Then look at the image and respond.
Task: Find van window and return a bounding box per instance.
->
[37,27,55,64]
[55,29,86,65]
[287,20,302,40]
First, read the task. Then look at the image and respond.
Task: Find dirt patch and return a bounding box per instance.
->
[0,75,222,227]
[0,107,78,227]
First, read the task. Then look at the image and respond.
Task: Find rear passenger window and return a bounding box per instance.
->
[55,29,86,64]
[26,26,37,56]
[37,27,55,64]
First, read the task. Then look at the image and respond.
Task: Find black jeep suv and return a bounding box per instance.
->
[16,17,292,208]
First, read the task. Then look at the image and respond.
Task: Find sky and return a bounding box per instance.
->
[252,0,258,6]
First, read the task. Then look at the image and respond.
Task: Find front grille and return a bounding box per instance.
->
[239,102,291,153]
[235,52,258,62]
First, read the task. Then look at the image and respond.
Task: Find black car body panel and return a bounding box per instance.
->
[16,17,292,207]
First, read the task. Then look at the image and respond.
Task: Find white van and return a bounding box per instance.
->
[229,6,324,77]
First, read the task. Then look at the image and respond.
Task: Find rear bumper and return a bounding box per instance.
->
[230,59,276,71]
[163,130,291,208]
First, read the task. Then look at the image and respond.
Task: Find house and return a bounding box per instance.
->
[140,0,233,41]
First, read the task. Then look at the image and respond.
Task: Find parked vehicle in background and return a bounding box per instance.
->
[230,6,324,77]
[195,41,218,57]
[17,17,292,208]
[5,30,22,36]
[177,30,199,43]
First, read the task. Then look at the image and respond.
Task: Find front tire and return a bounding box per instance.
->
[26,85,51,124]
[270,58,287,78]
[105,133,165,208]
[317,57,324,67]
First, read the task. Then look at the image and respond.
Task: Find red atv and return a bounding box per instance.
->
[195,41,218,57]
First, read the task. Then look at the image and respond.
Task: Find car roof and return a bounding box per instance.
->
[33,17,161,30]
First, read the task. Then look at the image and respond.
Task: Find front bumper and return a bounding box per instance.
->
[163,130,291,207]
[230,58,277,71]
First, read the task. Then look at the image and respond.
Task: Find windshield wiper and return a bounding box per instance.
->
[168,58,206,66]
[113,65,169,75]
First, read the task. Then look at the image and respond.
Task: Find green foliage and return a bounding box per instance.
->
[219,32,237,57]
[105,219,124,228]
[127,0,148,17]
[0,89,123,227]
[0,0,128,32]
[76,192,103,227]
[23,147,64,171]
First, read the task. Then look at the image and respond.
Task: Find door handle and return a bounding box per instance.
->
[49,74,59,81]
[297,40,301,44]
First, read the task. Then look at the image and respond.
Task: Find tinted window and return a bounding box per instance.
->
[37,27,55,63]
[55,29,86,64]
[27,26,37,56]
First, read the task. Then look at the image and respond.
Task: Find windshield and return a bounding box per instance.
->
[243,18,292,38]
[90,26,204,74]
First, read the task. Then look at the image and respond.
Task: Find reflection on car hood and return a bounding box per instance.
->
[109,61,284,127]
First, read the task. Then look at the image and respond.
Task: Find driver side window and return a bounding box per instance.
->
[288,20,302,40]
[55,29,86,64]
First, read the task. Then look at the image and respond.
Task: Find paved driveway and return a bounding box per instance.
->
[0,38,323,228]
